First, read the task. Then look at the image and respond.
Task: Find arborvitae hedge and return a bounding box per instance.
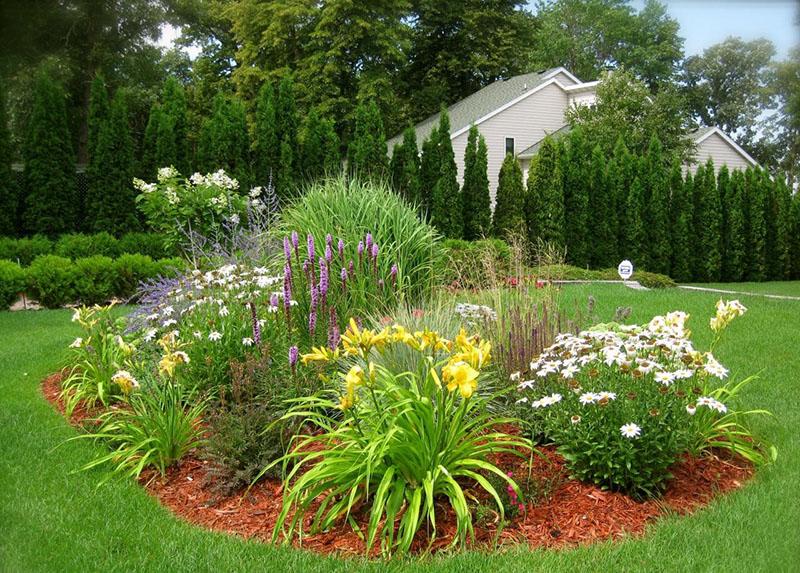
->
[160,77,190,175]
[0,85,16,236]
[390,127,421,206]
[253,81,279,188]
[668,163,692,282]
[642,137,671,275]
[430,111,462,238]
[461,126,491,240]
[300,108,340,182]
[197,94,252,189]
[347,100,387,178]
[494,152,526,239]
[527,136,564,248]
[562,128,589,267]
[587,144,612,267]
[23,71,78,236]
[418,126,440,217]
[86,91,139,234]
[623,176,646,261]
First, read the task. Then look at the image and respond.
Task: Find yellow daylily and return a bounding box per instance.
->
[415,328,451,353]
[338,393,356,410]
[452,338,492,369]
[158,350,190,377]
[344,365,366,389]
[442,361,479,399]
[341,318,390,356]
[391,324,418,348]
[301,345,339,365]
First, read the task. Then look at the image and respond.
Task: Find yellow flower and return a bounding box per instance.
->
[341,318,389,356]
[391,324,418,348]
[111,370,139,394]
[301,346,339,365]
[158,331,178,352]
[338,393,355,410]
[429,366,442,388]
[443,361,479,399]
[415,328,451,353]
[158,350,190,377]
[368,361,377,386]
[344,365,365,390]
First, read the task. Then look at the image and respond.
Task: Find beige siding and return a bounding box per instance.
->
[549,70,580,87]
[453,81,569,205]
[687,132,753,173]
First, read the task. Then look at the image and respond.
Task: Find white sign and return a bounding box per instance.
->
[617,260,634,280]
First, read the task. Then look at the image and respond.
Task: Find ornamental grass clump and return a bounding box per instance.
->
[518,300,774,499]
[269,320,531,556]
[275,175,445,302]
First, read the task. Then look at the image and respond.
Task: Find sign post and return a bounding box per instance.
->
[617,259,633,281]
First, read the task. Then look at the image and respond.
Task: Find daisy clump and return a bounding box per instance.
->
[518,300,773,499]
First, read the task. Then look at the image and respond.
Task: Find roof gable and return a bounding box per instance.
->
[388,67,583,150]
[691,126,758,167]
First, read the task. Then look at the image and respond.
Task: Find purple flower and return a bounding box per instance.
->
[357,241,364,260]
[307,234,315,262]
[291,231,299,250]
[270,292,279,309]
[325,243,333,262]
[310,284,319,310]
[249,302,261,346]
[340,267,348,283]
[283,237,291,261]
[308,309,317,336]
[371,243,379,260]
[289,345,299,372]
[326,233,333,249]
[328,307,340,350]
[348,259,355,277]
[337,238,345,258]
[365,232,373,252]
[302,259,311,276]
[283,266,292,308]
[319,258,329,299]
[390,264,398,286]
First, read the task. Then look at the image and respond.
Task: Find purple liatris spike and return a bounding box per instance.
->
[283,237,291,261]
[310,284,319,309]
[307,234,315,262]
[319,259,329,299]
[357,241,364,260]
[270,292,279,309]
[328,307,340,349]
[326,233,333,249]
[249,302,261,345]
[348,259,355,276]
[289,345,299,373]
[291,230,299,250]
[390,264,398,286]
[325,243,332,262]
[308,309,317,336]
[283,270,292,308]
[371,243,379,260]
[365,232,373,252]
[302,259,311,276]
[337,238,345,258]
[340,267,347,283]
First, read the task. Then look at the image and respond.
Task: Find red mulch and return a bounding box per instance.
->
[41,372,754,557]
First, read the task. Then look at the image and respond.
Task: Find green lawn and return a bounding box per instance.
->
[2,285,799,572]
[683,281,800,298]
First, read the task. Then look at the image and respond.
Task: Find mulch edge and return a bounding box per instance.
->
[39,371,755,558]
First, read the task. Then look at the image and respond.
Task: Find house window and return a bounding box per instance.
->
[505,137,515,156]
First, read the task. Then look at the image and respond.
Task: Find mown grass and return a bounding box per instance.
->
[1,284,799,572]
[684,281,800,298]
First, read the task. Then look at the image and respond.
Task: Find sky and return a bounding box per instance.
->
[159,1,800,60]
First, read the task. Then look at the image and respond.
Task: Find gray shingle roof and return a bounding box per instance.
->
[517,124,572,158]
[387,68,562,151]
[690,125,716,140]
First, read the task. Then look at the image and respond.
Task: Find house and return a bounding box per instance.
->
[387,67,756,204]
[687,125,758,174]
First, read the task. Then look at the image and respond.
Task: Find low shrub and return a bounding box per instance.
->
[276,175,445,302]
[54,232,120,259]
[113,254,157,299]
[0,234,51,265]
[26,254,75,308]
[118,232,172,260]
[154,257,186,278]
[0,259,25,309]
[272,321,530,556]
[73,255,117,305]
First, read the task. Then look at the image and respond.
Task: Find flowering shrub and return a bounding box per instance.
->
[135,167,269,251]
[519,301,773,498]
[61,304,136,415]
[270,320,530,556]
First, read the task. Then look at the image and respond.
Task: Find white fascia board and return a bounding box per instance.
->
[542,67,582,84]
[563,80,599,92]
[695,126,758,167]
[449,78,569,140]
